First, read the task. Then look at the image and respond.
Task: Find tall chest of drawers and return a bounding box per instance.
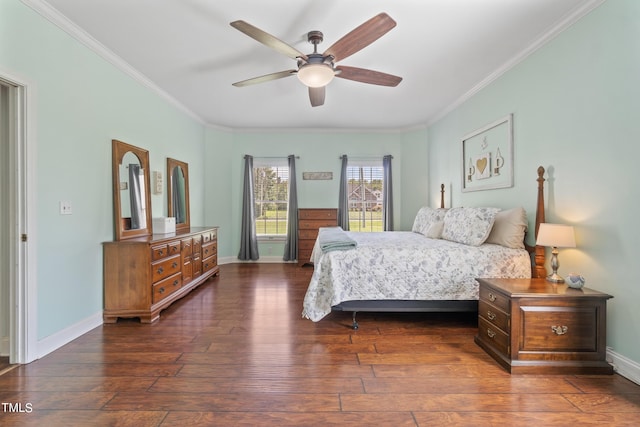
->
[474,278,613,374]
[297,208,338,266]
[103,226,219,323]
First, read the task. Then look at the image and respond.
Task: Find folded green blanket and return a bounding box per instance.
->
[318,227,357,252]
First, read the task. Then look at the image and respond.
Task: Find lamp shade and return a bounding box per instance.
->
[536,223,576,248]
[297,63,335,88]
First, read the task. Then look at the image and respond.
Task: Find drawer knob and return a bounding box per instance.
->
[172,262,178,268]
[157,267,164,274]
[487,328,496,339]
[158,287,165,294]
[487,310,496,321]
[551,325,568,335]
[488,292,497,302]
[158,250,164,256]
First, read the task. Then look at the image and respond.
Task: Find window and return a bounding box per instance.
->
[347,161,384,232]
[253,159,289,238]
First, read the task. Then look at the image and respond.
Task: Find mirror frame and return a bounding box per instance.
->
[167,157,190,233]
[112,139,153,240]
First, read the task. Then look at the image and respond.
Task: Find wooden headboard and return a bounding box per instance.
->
[439,166,547,278]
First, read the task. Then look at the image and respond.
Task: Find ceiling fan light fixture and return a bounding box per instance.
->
[297,63,335,88]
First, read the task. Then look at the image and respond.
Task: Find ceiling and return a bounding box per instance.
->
[31,0,600,130]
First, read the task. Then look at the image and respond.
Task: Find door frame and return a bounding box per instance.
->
[1,70,38,364]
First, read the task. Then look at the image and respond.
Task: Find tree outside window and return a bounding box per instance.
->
[253,165,289,236]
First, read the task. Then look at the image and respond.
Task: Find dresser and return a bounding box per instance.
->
[474,278,613,374]
[297,208,338,266]
[103,226,219,323]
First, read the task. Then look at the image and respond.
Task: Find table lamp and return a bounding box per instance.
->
[536,223,576,283]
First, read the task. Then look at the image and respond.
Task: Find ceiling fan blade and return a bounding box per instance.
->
[335,66,402,87]
[232,70,297,87]
[230,20,308,61]
[309,86,325,107]
[323,13,396,62]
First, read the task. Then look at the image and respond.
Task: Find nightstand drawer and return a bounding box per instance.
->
[479,285,510,313]
[479,300,509,331]
[478,317,510,356]
[519,305,598,352]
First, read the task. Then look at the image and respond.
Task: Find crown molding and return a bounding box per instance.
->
[427,0,607,127]
[20,0,206,126]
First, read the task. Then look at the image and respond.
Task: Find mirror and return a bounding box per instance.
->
[112,139,152,240]
[167,158,190,233]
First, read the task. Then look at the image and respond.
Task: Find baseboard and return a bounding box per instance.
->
[607,347,640,386]
[220,256,296,265]
[0,336,8,356]
[36,311,103,360]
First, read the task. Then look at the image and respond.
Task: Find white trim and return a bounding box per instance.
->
[607,347,640,386]
[36,311,103,359]
[0,68,39,364]
[0,336,8,356]
[20,0,206,126]
[428,0,606,127]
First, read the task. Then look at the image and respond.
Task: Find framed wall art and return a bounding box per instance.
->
[461,114,513,192]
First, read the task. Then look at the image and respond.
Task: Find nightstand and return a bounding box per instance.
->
[474,278,613,374]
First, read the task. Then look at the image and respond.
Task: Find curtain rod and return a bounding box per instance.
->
[339,155,393,159]
[245,155,299,159]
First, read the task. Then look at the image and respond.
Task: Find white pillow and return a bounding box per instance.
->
[485,207,528,249]
[425,220,444,239]
[412,207,448,236]
[442,207,500,246]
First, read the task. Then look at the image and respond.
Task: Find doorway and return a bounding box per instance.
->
[0,73,36,365]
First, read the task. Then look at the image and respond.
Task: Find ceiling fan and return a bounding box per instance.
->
[230,13,402,107]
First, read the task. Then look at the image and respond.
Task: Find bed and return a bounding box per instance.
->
[302,166,548,328]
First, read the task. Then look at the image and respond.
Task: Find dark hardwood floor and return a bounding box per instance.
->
[1,263,639,426]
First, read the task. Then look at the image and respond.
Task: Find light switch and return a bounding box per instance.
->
[153,171,163,194]
[59,201,72,215]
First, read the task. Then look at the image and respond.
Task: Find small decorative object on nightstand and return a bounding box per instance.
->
[566,273,586,289]
[474,278,613,375]
[536,223,576,283]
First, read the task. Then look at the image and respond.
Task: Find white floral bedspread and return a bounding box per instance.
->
[301,231,531,321]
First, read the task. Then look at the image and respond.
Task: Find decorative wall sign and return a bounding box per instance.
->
[462,114,513,192]
[303,172,333,180]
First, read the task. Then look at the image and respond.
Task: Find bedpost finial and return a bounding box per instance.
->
[537,166,545,178]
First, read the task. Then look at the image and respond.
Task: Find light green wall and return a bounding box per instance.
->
[428,0,640,362]
[1,0,206,339]
[204,130,421,259]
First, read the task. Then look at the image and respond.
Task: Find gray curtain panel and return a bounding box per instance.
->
[238,155,259,260]
[171,169,186,224]
[337,155,349,230]
[383,155,394,231]
[128,163,143,230]
[283,155,298,261]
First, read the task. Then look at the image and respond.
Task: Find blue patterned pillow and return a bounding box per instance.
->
[442,207,500,246]
[412,207,448,236]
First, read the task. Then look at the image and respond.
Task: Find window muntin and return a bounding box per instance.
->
[347,162,384,232]
[253,164,289,237]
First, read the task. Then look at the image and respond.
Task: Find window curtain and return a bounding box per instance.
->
[128,163,144,230]
[383,155,394,231]
[337,155,349,230]
[283,155,298,261]
[171,169,186,224]
[238,155,259,260]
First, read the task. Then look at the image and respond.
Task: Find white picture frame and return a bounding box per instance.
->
[461,114,513,192]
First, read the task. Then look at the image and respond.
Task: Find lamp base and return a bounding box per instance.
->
[546,272,565,283]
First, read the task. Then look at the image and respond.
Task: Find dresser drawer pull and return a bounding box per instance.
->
[157,267,164,274]
[173,280,179,286]
[158,249,164,256]
[172,262,178,268]
[487,310,496,321]
[171,246,178,253]
[488,292,497,302]
[158,287,165,294]
[551,325,568,335]
[487,328,496,339]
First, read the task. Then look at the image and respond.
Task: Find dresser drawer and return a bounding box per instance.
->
[299,229,320,240]
[300,220,338,229]
[202,241,216,259]
[298,249,313,264]
[479,285,510,313]
[298,239,317,251]
[152,272,182,303]
[203,256,217,273]
[202,229,217,243]
[151,254,181,283]
[519,304,598,352]
[479,299,509,331]
[299,209,337,220]
[181,237,193,257]
[478,316,510,356]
